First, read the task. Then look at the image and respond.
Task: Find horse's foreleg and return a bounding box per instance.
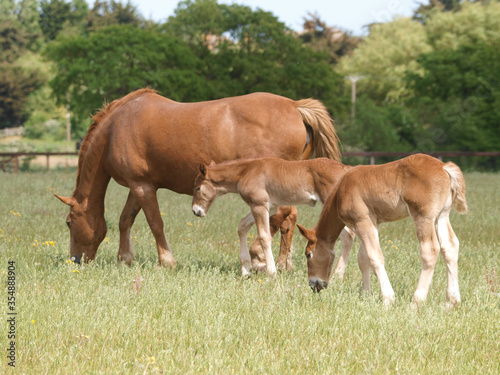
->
[117,191,142,266]
[249,206,297,272]
[275,206,298,272]
[333,227,355,279]
[356,222,395,305]
[238,213,255,277]
[251,205,276,276]
[130,184,176,268]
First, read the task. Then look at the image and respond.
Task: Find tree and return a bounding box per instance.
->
[407,1,500,158]
[0,20,42,128]
[298,13,360,64]
[337,18,431,103]
[164,0,348,116]
[44,24,208,136]
[86,0,142,31]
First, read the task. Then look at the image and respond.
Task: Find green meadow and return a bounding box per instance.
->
[1,170,499,374]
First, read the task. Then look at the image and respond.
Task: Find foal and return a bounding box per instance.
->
[297,154,467,306]
[191,157,354,276]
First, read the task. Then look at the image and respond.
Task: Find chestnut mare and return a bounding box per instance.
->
[191,157,355,276]
[297,154,467,306]
[55,89,341,267]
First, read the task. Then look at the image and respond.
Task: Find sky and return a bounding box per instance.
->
[89,0,424,36]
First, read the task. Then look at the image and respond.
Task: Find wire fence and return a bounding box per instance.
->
[1,151,500,173]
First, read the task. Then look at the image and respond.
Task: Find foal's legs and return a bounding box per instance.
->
[130,184,176,268]
[332,227,356,279]
[238,213,255,277]
[436,214,461,305]
[249,206,297,271]
[251,205,277,276]
[356,241,371,295]
[117,191,142,265]
[412,217,441,305]
[355,221,395,305]
[275,207,298,271]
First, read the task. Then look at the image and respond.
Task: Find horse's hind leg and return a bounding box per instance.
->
[436,214,461,305]
[238,213,255,277]
[333,227,355,280]
[130,184,176,268]
[118,191,142,265]
[412,217,441,305]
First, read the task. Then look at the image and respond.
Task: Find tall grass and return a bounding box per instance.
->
[1,171,499,374]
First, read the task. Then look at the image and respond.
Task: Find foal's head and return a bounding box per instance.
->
[55,195,107,264]
[297,224,335,293]
[192,162,218,217]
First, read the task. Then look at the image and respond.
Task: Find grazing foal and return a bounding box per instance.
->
[191,157,354,276]
[297,154,467,306]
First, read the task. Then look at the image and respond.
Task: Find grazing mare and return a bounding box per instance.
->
[297,154,467,306]
[55,89,341,267]
[191,157,355,276]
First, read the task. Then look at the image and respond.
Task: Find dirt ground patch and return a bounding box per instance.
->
[31,155,78,170]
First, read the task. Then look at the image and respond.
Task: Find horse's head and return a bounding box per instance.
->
[297,224,335,293]
[192,162,218,217]
[55,195,107,264]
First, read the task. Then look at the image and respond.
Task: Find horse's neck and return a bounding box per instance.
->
[311,168,342,203]
[316,190,345,246]
[73,137,111,214]
[211,164,247,193]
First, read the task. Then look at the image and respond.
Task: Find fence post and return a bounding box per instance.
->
[370,156,375,165]
[13,155,18,173]
[46,154,50,172]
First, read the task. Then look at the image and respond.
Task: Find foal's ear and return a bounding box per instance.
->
[199,163,207,176]
[296,224,316,242]
[54,194,76,206]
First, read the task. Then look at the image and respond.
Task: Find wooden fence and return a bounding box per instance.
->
[1,151,500,173]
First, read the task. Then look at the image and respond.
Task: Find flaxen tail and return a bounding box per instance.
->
[294,99,341,161]
[443,162,468,214]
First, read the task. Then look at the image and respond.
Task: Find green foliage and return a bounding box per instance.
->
[86,0,142,31]
[298,13,361,64]
[45,24,208,135]
[339,98,416,152]
[337,18,431,103]
[407,1,500,160]
[164,0,347,115]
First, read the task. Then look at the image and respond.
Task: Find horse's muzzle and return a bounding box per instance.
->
[309,279,328,293]
[192,205,206,217]
[71,256,82,264]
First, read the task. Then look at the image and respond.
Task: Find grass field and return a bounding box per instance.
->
[1,170,499,374]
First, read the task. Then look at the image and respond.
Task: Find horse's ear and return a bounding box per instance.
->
[55,194,76,206]
[297,224,316,242]
[199,164,207,176]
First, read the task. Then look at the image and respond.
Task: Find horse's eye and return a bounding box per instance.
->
[66,220,71,229]
[306,252,312,260]
[195,186,201,192]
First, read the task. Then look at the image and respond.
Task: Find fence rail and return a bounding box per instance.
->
[1,151,500,173]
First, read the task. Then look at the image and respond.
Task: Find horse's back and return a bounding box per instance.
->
[337,154,452,223]
[105,92,308,194]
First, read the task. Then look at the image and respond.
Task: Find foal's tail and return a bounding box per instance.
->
[444,162,468,214]
[294,99,341,161]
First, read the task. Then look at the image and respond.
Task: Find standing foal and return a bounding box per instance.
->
[297,154,467,306]
[191,157,354,276]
